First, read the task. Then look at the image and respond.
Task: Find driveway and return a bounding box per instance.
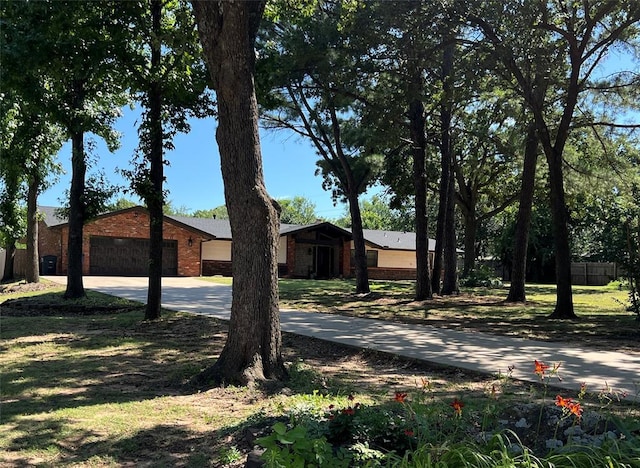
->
[44,276,640,399]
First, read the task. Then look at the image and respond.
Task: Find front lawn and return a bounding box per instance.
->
[2,281,639,467]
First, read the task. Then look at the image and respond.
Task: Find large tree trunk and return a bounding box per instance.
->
[348,188,370,294]
[546,145,575,318]
[64,80,86,299]
[506,123,539,302]
[145,0,164,321]
[409,96,432,300]
[192,0,285,385]
[25,174,40,283]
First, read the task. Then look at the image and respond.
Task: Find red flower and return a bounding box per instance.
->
[404,429,414,437]
[450,398,464,416]
[534,360,550,376]
[348,394,355,401]
[328,404,335,410]
[394,392,408,403]
[342,407,355,416]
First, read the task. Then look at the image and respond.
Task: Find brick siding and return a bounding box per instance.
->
[50,208,204,276]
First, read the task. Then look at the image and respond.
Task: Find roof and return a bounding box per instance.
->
[39,205,437,251]
[38,206,68,227]
[362,229,436,252]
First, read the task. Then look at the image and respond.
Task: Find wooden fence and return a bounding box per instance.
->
[570,262,618,286]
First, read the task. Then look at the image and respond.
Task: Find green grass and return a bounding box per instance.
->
[2,280,639,466]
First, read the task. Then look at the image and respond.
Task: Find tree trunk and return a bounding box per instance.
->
[348,188,370,294]
[64,80,86,299]
[409,96,431,300]
[440,38,458,295]
[461,210,477,277]
[191,0,285,385]
[431,168,447,294]
[145,0,163,321]
[546,145,576,318]
[442,163,459,295]
[506,123,539,302]
[2,242,16,282]
[25,174,40,283]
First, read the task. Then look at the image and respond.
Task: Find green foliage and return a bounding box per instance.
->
[192,205,229,219]
[277,196,318,225]
[218,445,242,465]
[258,422,351,468]
[460,265,503,288]
[106,197,138,212]
[334,194,414,231]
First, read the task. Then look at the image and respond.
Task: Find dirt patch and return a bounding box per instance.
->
[0,280,53,295]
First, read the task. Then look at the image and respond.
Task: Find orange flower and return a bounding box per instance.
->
[394,392,408,403]
[568,402,583,419]
[404,429,414,437]
[534,359,550,376]
[555,395,573,408]
[450,397,464,416]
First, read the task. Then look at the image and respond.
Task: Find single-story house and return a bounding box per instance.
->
[37,206,435,280]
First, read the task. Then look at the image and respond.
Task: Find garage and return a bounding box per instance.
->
[89,236,178,276]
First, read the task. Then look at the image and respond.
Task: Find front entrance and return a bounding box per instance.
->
[89,236,178,276]
[314,245,335,279]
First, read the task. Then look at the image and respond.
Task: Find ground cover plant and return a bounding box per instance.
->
[1,280,639,467]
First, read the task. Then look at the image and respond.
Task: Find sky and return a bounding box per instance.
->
[38,106,360,220]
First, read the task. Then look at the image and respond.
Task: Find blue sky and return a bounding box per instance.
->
[38,106,356,220]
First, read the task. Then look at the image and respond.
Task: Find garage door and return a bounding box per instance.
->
[89,236,178,276]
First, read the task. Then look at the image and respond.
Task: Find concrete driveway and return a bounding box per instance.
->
[44,276,640,400]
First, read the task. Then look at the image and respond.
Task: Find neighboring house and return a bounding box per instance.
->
[38,206,435,280]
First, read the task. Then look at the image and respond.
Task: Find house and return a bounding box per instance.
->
[37,206,435,280]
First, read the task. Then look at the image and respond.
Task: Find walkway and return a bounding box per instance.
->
[44,276,640,400]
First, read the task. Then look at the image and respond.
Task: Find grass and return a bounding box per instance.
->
[1,279,639,466]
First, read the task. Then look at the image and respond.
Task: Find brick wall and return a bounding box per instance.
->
[54,208,204,276]
[202,260,233,276]
[352,267,417,280]
[38,220,63,274]
[285,235,296,277]
[202,260,288,277]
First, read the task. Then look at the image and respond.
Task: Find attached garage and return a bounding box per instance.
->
[89,236,178,276]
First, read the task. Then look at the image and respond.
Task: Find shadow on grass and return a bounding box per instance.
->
[5,418,236,467]
[0,311,227,424]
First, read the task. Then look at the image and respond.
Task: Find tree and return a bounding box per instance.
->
[257,1,383,294]
[191,0,285,384]
[106,197,138,212]
[469,0,640,318]
[334,194,415,232]
[453,86,523,277]
[277,196,318,224]
[192,205,229,219]
[123,0,214,320]
[3,1,132,298]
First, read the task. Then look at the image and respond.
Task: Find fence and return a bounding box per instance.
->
[571,262,618,286]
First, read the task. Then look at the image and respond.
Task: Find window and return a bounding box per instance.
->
[350,249,378,267]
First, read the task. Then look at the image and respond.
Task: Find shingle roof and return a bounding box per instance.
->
[362,229,436,251]
[38,206,68,227]
[39,206,436,251]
